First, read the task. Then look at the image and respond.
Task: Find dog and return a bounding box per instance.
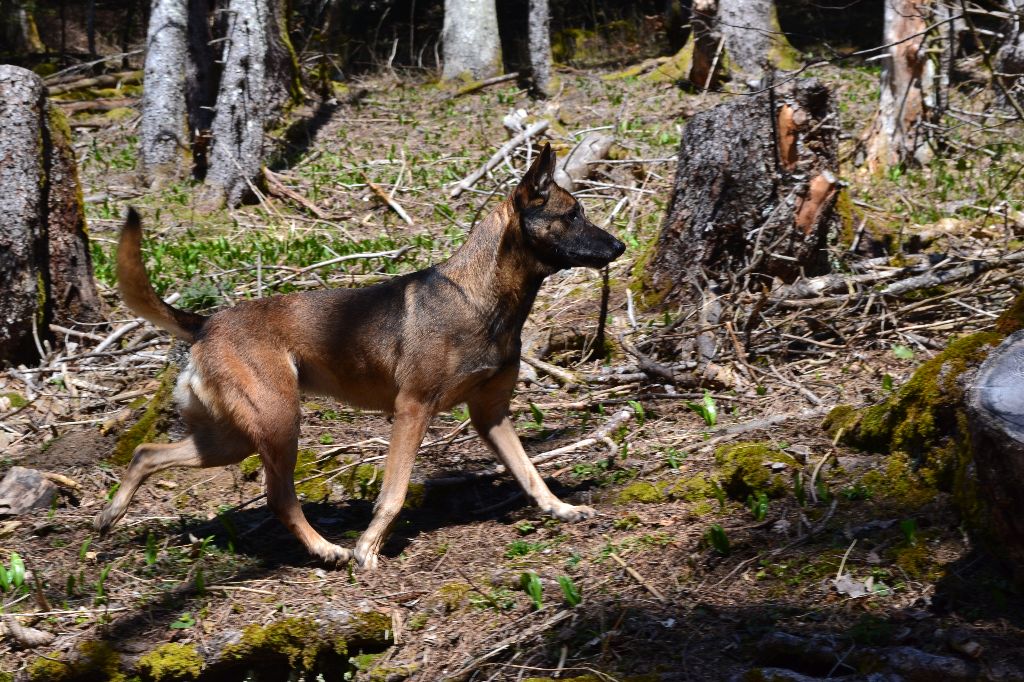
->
[96,143,626,570]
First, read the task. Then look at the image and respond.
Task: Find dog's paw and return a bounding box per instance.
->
[94,508,117,536]
[353,547,380,572]
[548,502,596,523]
[315,543,353,567]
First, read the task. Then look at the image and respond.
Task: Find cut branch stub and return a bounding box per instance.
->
[643,78,839,305]
[967,329,1024,581]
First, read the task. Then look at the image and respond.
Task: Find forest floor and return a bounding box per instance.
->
[2,62,1024,682]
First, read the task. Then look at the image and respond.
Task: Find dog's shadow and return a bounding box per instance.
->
[180,471,597,568]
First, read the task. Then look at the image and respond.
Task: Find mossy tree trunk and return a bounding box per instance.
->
[442,0,501,80]
[644,78,839,305]
[0,66,103,367]
[860,0,934,171]
[0,0,45,56]
[718,0,801,76]
[201,0,299,208]
[645,0,798,86]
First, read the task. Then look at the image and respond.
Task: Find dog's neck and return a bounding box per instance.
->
[438,199,550,330]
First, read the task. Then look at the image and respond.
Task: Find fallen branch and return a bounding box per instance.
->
[56,97,136,113]
[609,553,666,601]
[554,133,615,191]
[263,168,328,219]
[522,354,578,387]
[530,407,634,467]
[450,120,550,198]
[881,250,1024,297]
[366,179,414,226]
[448,72,519,99]
[47,69,143,95]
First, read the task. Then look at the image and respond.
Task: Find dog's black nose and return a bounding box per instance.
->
[610,238,626,260]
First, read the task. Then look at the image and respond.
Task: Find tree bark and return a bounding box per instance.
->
[0,0,45,54]
[860,0,934,171]
[140,0,190,187]
[995,0,1024,109]
[718,0,799,77]
[644,78,839,304]
[202,0,299,208]
[0,66,102,367]
[527,0,552,97]
[966,329,1024,583]
[442,0,501,80]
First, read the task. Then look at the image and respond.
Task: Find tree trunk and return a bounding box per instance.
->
[860,0,934,171]
[140,0,190,187]
[0,66,103,367]
[645,0,797,87]
[644,78,839,304]
[995,0,1024,109]
[966,329,1024,583]
[442,0,501,80]
[202,0,299,208]
[527,0,552,97]
[718,0,800,77]
[0,0,45,54]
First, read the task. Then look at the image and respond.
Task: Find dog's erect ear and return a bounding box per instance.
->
[515,143,556,209]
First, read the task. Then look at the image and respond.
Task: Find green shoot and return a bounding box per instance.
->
[686,390,718,426]
[529,402,545,426]
[627,400,645,426]
[748,492,769,521]
[520,571,543,609]
[664,448,685,469]
[144,531,158,566]
[900,518,918,546]
[557,576,582,607]
[170,611,196,629]
[706,524,730,556]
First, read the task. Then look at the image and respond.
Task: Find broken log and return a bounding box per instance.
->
[0,467,58,515]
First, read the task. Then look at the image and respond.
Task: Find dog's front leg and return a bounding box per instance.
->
[469,370,596,522]
[353,395,433,571]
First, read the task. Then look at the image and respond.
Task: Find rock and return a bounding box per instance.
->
[0,467,58,515]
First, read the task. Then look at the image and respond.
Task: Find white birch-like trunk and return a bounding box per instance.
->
[862,0,933,171]
[718,0,797,76]
[527,0,552,96]
[203,0,296,208]
[139,0,190,188]
[442,0,501,80]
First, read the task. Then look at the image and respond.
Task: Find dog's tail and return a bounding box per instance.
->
[118,208,208,343]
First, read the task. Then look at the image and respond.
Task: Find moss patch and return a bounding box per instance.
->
[137,642,203,681]
[111,367,178,465]
[346,610,393,648]
[29,640,125,682]
[431,581,471,613]
[715,442,797,500]
[220,617,348,670]
[616,480,667,504]
[1,392,27,409]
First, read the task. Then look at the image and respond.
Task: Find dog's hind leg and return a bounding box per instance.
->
[95,428,252,534]
[469,369,596,522]
[260,435,353,566]
[352,395,433,571]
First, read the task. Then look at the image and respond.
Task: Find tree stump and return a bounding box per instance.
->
[0,65,103,367]
[644,78,840,304]
[967,329,1024,580]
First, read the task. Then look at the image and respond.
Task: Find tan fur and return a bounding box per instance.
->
[96,145,625,570]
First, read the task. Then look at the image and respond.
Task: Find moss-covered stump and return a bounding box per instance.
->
[966,329,1024,582]
[715,443,798,501]
[824,292,1024,578]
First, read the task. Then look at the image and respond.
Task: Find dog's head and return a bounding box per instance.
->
[513,143,626,270]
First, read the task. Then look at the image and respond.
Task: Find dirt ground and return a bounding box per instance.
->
[2,62,1024,682]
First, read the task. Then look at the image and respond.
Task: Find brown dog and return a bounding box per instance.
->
[96,144,625,570]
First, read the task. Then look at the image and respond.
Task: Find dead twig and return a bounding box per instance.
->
[450,120,550,198]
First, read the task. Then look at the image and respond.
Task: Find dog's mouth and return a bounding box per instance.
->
[566,234,627,269]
